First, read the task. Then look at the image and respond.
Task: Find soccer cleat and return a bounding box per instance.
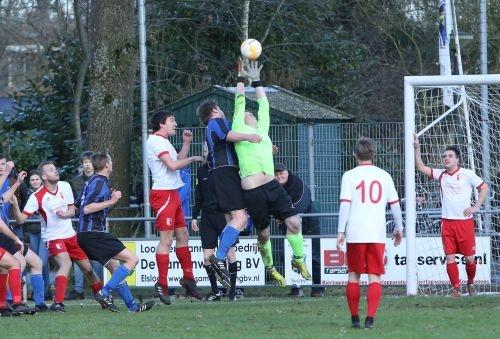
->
[351,315,361,329]
[291,257,312,280]
[364,317,374,329]
[0,307,14,317]
[12,303,37,315]
[154,282,171,305]
[131,300,155,313]
[49,302,66,313]
[450,287,461,298]
[267,266,286,287]
[67,289,85,300]
[95,291,120,313]
[35,303,49,312]
[209,255,231,288]
[466,284,476,296]
[205,291,222,302]
[180,278,203,300]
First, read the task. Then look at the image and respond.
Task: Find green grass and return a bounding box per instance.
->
[2,292,499,338]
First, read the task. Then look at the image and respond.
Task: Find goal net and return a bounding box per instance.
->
[404,74,500,296]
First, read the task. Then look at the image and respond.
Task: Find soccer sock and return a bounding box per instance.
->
[258,240,274,268]
[466,262,476,285]
[205,265,218,293]
[366,282,382,318]
[90,281,103,295]
[102,265,131,296]
[346,282,360,316]
[286,233,305,260]
[216,225,240,260]
[116,282,138,312]
[0,273,7,307]
[446,262,460,289]
[30,274,45,305]
[8,269,22,304]
[156,253,169,287]
[229,262,238,296]
[54,275,68,303]
[176,246,195,281]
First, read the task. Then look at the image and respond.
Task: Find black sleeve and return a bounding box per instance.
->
[192,168,203,220]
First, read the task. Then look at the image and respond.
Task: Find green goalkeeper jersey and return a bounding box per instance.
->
[232,93,274,178]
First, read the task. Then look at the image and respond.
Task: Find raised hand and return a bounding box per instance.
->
[243,59,263,82]
[110,189,122,204]
[183,130,194,144]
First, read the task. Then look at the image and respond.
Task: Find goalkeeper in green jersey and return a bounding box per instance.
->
[232,59,311,285]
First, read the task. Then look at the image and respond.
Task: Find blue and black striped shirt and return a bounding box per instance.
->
[77,174,110,232]
[205,118,238,170]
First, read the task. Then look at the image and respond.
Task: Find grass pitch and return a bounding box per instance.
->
[2,289,499,338]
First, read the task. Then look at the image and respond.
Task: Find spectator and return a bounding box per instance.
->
[274,163,325,297]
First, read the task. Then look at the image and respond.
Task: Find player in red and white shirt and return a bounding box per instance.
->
[336,138,403,329]
[12,161,103,312]
[414,134,488,297]
[146,111,204,304]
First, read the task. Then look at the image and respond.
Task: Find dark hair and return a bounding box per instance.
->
[28,170,40,179]
[81,151,94,163]
[0,153,7,160]
[37,161,54,176]
[150,111,175,132]
[445,146,461,159]
[92,152,111,172]
[355,137,376,161]
[197,101,218,125]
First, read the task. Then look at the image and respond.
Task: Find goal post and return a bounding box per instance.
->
[404,74,500,296]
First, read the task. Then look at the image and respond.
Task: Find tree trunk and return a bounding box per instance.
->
[88,0,136,237]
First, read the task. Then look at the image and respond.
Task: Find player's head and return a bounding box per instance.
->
[92,152,112,175]
[274,163,289,185]
[354,137,376,163]
[28,170,42,190]
[244,111,257,128]
[197,101,224,125]
[81,151,95,175]
[443,146,460,169]
[37,161,60,184]
[0,153,7,175]
[151,111,177,136]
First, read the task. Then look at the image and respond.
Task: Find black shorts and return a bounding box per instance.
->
[208,166,245,213]
[243,180,297,230]
[0,233,29,256]
[77,231,126,265]
[200,212,227,249]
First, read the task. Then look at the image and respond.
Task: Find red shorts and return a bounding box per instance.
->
[346,243,385,275]
[0,246,6,260]
[150,189,185,231]
[48,235,88,261]
[441,219,476,256]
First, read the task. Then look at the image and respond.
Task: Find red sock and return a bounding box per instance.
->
[90,281,103,294]
[446,262,460,289]
[0,273,8,307]
[156,253,169,287]
[367,282,382,318]
[465,262,476,285]
[54,275,68,303]
[176,246,195,281]
[8,268,22,304]
[346,282,360,316]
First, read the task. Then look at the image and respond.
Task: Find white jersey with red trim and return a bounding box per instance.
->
[23,181,75,242]
[339,165,400,243]
[146,134,184,190]
[430,167,484,220]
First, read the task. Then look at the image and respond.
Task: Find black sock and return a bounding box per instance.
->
[205,264,218,293]
[228,262,238,296]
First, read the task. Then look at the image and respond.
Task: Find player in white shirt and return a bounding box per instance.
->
[336,138,403,330]
[147,111,204,304]
[12,161,103,312]
[414,134,488,297]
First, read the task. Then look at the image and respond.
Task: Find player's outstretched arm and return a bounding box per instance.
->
[159,154,203,172]
[83,189,122,215]
[413,133,432,177]
[232,58,247,131]
[226,131,262,143]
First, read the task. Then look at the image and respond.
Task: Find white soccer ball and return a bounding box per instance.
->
[240,39,262,60]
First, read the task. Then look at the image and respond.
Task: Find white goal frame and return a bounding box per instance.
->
[404,74,500,295]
